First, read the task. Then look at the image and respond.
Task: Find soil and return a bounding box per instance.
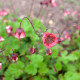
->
[0,0,80,34]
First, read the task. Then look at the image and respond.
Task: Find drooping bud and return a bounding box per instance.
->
[14,28,25,39]
[50,0,57,7]
[6,26,13,34]
[29,46,35,54]
[0,36,4,42]
[3,19,7,23]
[0,63,2,69]
[64,10,70,16]
[11,53,18,62]
[64,32,71,40]
[79,31,80,37]
[46,49,52,55]
[58,37,64,43]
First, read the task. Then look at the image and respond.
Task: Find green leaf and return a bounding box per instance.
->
[55,62,62,71]
[64,71,80,80]
[33,18,46,32]
[24,63,37,75]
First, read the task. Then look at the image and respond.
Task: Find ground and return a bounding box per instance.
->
[0,0,80,34]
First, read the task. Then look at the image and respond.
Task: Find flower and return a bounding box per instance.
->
[6,25,13,34]
[50,0,57,7]
[0,10,8,16]
[64,32,71,40]
[71,11,78,16]
[14,28,25,39]
[58,37,64,43]
[75,26,79,30]
[43,32,58,48]
[11,53,18,62]
[79,31,80,37]
[64,10,70,16]
[0,36,4,42]
[40,1,48,6]
[29,46,35,54]
[3,19,7,23]
[0,63,2,69]
[46,49,52,55]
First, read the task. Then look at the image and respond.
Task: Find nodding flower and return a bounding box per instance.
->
[14,28,25,39]
[0,10,8,16]
[29,46,36,54]
[6,26,13,34]
[0,36,4,42]
[46,49,52,55]
[58,37,64,43]
[49,0,57,7]
[11,53,18,62]
[64,32,71,40]
[0,63,2,69]
[64,10,70,16]
[79,31,80,37]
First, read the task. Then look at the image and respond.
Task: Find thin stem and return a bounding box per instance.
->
[52,27,61,38]
[19,17,38,36]
[30,0,34,17]
[5,44,14,53]
[38,5,44,18]
[0,49,5,53]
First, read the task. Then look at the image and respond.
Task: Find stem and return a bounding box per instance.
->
[0,49,5,53]
[38,5,44,18]
[19,17,38,36]
[30,0,34,17]
[5,44,14,53]
[52,27,61,38]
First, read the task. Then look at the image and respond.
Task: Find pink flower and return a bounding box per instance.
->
[6,26,13,34]
[0,36,4,42]
[11,53,18,62]
[14,28,25,39]
[50,0,57,7]
[43,32,58,48]
[75,26,79,30]
[46,49,52,55]
[64,10,70,16]
[58,37,64,43]
[40,1,48,6]
[0,63,2,69]
[3,19,7,23]
[64,33,71,40]
[0,10,8,16]
[71,11,78,16]
[79,31,80,37]
[29,46,35,54]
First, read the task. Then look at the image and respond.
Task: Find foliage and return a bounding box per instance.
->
[0,15,80,80]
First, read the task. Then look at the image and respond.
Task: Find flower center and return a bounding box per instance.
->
[45,36,54,44]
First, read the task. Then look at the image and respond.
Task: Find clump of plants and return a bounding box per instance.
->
[0,8,80,80]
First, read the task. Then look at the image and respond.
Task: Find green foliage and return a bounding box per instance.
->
[0,16,80,80]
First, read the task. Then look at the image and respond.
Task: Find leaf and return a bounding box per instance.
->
[24,63,37,75]
[32,18,46,32]
[55,62,62,71]
[64,71,80,80]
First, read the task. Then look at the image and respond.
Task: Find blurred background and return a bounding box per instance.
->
[0,0,80,32]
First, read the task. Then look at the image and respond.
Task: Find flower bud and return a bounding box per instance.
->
[29,46,35,54]
[0,63,2,69]
[46,49,52,55]
[11,53,18,62]
[6,26,13,34]
[0,36,4,42]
